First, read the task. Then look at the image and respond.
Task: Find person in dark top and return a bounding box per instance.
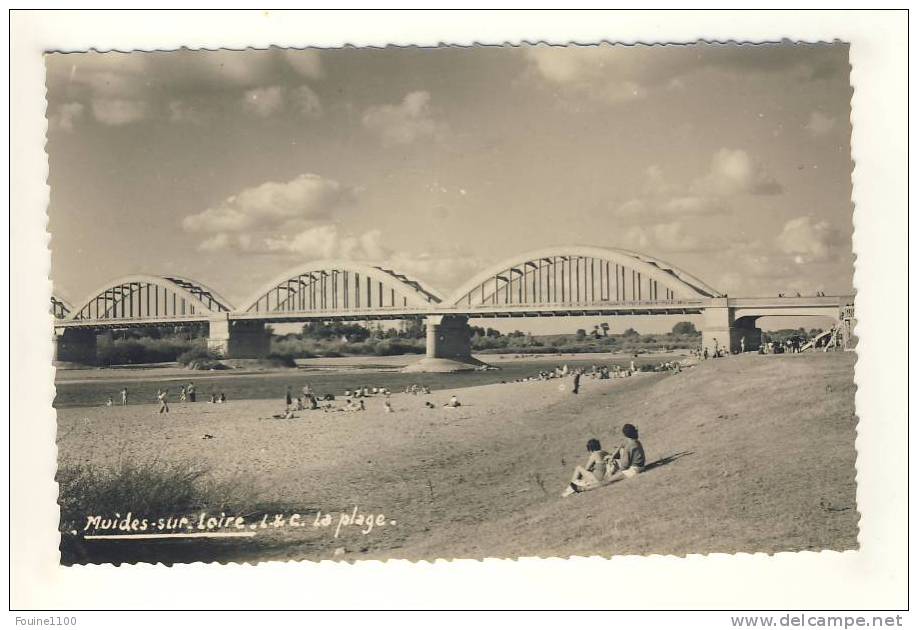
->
[572,371,581,394]
[608,423,646,481]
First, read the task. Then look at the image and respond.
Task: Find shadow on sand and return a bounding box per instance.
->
[642,451,694,473]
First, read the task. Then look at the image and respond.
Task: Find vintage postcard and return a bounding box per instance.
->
[42,41,865,568]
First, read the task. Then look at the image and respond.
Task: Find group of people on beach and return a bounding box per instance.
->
[270,380,463,419]
[103,381,233,414]
[562,423,647,497]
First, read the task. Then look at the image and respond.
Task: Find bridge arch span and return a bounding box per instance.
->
[240,260,444,315]
[50,294,74,319]
[66,274,233,323]
[445,245,722,308]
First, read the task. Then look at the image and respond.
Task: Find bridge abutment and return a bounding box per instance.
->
[404,315,487,372]
[701,300,761,355]
[207,317,271,359]
[53,328,98,365]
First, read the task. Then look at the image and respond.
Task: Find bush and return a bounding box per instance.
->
[97,335,197,365]
[57,458,255,533]
[176,345,223,370]
[57,458,259,564]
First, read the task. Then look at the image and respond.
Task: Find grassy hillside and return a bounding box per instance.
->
[395,352,859,559]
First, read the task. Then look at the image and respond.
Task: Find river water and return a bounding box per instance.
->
[53,355,671,409]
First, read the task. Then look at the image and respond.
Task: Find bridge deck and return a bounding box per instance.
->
[54,295,854,329]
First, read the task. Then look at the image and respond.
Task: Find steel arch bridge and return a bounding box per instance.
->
[51,245,854,365]
[64,274,234,327]
[441,246,720,318]
[237,260,443,321]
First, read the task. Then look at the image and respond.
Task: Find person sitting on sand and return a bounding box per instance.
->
[105,396,113,407]
[606,423,646,481]
[209,393,216,404]
[219,392,227,403]
[443,395,461,408]
[424,401,436,409]
[562,438,609,497]
[295,396,304,411]
[384,399,394,413]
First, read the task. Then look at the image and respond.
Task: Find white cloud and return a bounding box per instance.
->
[522,44,847,106]
[291,85,323,118]
[615,221,713,254]
[387,250,485,294]
[49,102,85,132]
[47,49,327,126]
[805,111,836,136]
[91,98,148,125]
[650,222,704,252]
[242,86,286,117]
[615,163,728,218]
[260,225,386,261]
[241,85,322,118]
[183,173,353,235]
[691,148,782,196]
[284,50,324,80]
[776,216,844,263]
[362,91,443,145]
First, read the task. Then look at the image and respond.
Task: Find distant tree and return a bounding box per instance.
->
[672,321,698,335]
[600,322,610,336]
[622,327,639,337]
[575,329,587,341]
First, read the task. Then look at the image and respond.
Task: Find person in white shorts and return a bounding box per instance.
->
[607,423,646,481]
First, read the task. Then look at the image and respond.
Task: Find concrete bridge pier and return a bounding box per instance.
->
[404,315,488,372]
[207,317,271,359]
[53,327,99,365]
[701,300,761,356]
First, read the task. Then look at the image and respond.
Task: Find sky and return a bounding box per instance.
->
[45,44,855,333]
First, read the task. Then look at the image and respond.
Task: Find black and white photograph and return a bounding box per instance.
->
[45,41,861,565]
[9,8,909,615]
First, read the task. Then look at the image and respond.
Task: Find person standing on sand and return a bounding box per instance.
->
[285,386,293,410]
[157,389,169,414]
[187,382,196,402]
[180,386,187,402]
[572,370,581,394]
[120,387,128,406]
[562,438,609,497]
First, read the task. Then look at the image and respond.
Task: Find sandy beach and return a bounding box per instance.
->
[56,352,857,563]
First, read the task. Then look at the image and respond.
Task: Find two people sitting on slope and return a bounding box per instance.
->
[561,423,646,497]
